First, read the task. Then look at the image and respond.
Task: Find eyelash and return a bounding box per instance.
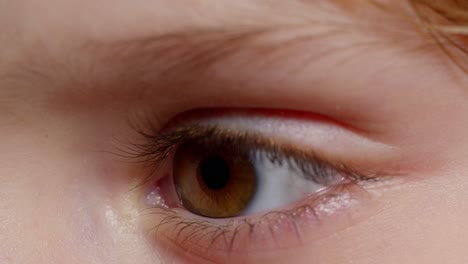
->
[131,124,372,187]
[126,121,378,261]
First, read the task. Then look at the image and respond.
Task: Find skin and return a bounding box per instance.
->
[1,0,468,263]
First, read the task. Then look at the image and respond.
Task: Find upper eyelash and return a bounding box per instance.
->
[125,124,377,188]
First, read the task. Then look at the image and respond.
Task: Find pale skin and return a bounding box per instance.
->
[1,0,468,263]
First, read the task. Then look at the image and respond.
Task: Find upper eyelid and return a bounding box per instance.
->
[123,108,412,174]
[129,123,391,183]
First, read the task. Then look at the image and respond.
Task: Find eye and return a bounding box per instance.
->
[173,135,345,218]
[134,110,391,262]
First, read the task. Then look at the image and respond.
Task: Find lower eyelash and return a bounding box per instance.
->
[141,183,363,263]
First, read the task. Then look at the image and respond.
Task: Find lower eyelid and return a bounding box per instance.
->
[139,183,376,263]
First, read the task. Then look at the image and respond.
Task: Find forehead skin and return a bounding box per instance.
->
[0,0,416,54]
[1,0,361,37]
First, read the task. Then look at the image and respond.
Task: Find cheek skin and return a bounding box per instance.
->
[0,127,104,263]
[331,172,468,264]
[0,115,159,264]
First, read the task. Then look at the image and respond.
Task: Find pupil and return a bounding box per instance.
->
[199,156,231,190]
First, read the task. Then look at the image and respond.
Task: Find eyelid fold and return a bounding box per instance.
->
[130,109,399,174]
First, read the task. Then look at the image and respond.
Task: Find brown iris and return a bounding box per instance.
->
[173,139,257,218]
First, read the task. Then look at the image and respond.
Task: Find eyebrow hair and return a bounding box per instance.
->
[94,28,273,81]
[70,25,353,101]
[72,0,463,85]
[411,0,468,24]
[30,1,453,108]
[407,0,468,72]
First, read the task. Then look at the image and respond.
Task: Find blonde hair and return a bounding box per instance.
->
[412,0,468,32]
[409,0,468,71]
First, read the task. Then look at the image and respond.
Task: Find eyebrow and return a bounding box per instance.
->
[66,25,348,102]
[40,1,438,107]
[93,28,273,82]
